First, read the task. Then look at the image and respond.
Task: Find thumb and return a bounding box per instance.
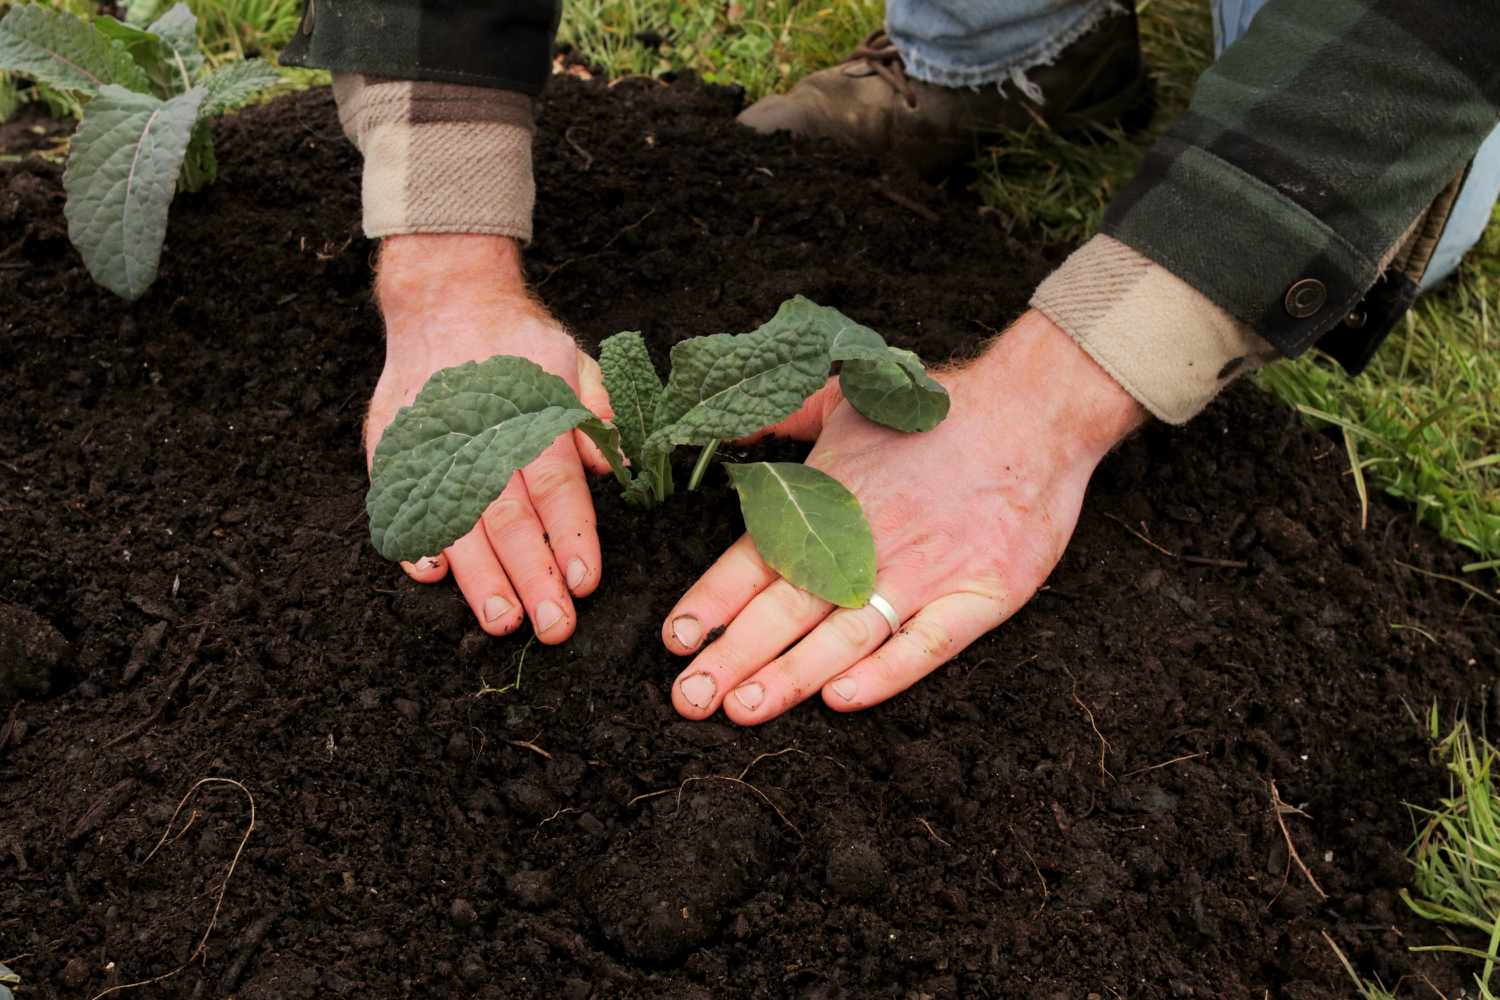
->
[739,377,842,444]
[576,351,613,421]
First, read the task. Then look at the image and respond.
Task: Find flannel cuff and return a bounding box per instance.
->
[332,73,536,242]
[1031,234,1279,425]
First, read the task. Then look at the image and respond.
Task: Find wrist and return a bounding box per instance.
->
[376,234,528,312]
[956,309,1148,463]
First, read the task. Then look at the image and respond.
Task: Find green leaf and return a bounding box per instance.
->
[0,984,12,1000]
[576,415,633,490]
[839,357,950,433]
[178,117,215,191]
[198,58,278,118]
[651,310,833,446]
[124,0,174,28]
[598,330,661,467]
[366,356,610,563]
[0,72,18,122]
[63,84,206,300]
[825,311,951,433]
[0,962,17,986]
[0,3,152,97]
[726,462,875,608]
[146,4,203,84]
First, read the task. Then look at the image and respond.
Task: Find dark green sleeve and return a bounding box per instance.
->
[1101,0,1500,372]
[279,0,563,96]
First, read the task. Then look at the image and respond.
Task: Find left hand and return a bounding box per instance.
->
[661,309,1148,724]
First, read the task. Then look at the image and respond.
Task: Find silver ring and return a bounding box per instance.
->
[866,592,901,634]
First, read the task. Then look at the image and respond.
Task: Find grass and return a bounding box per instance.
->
[1396,711,1500,998]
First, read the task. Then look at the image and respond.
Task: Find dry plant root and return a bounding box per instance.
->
[87,777,257,1000]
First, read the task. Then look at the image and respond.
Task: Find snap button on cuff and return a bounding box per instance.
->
[1284,278,1327,319]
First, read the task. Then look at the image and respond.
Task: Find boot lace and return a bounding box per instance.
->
[846,30,917,110]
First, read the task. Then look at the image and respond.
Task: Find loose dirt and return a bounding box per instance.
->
[2,77,1496,999]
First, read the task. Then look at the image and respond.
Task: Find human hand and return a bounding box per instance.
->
[662,309,1148,723]
[368,234,614,642]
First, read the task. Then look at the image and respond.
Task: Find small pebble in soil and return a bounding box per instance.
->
[826,841,888,901]
[0,602,70,704]
[449,897,478,928]
[61,955,91,988]
[507,869,557,909]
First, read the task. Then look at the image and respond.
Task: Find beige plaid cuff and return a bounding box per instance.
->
[1031,234,1280,425]
[331,73,536,242]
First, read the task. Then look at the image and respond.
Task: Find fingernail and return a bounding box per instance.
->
[733,682,765,712]
[415,555,442,572]
[680,672,716,709]
[671,615,703,649]
[566,557,587,591]
[830,677,858,702]
[535,600,564,633]
[483,595,512,623]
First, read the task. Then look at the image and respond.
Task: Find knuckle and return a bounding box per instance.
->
[523,462,576,507]
[772,583,823,619]
[900,617,952,655]
[481,495,531,535]
[829,609,871,648]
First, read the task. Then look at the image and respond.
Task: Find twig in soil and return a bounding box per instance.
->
[1008,825,1050,914]
[563,126,593,171]
[538,806,579,828]
[1267,779,1328,902]
[121,621,169,686]
[1395,560,1500,610]
[508,737,552,760]
[629,747,819,837]
[536,208,656,287]
[104,624,209,749]
[87,778,257,1000]
[874,182,941,223]
[917,817,951,847]
[1121,751,1209,778]
[1063,667,1113,781]
[1103,513,1248,569]
[629,775,800,837]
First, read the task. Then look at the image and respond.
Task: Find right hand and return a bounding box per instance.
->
[367,234,614,642]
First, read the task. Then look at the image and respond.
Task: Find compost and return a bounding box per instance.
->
[2,77,1496,999]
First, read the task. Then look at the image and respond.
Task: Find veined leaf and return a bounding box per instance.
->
[146,5,203,85]
[839,358,950,432]
[0,4,152,97]
[598,330,661,467]
[652,311,832,445]
[367,356,623,563]
[727,462,875,608]
[198,57,278,118]
[826,310,950,433]
[63,84,206,300]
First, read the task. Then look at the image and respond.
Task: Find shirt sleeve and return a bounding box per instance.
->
[1036,0,1499,421]
[279,0,561,241]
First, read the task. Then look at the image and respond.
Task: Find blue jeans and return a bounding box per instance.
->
[887,0,1500,286]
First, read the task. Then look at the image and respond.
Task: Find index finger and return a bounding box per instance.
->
[661,534,778,654]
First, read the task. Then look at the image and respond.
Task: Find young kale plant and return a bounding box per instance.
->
[0,2,279,300]
[366,297,950,608]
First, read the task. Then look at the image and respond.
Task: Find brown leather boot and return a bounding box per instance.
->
[737,5,1149,176]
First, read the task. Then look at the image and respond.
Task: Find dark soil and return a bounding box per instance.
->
[2,77,1497,999]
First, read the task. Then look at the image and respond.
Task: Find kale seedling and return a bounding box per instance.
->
[0,3,279,300]
[366,297,950,607]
